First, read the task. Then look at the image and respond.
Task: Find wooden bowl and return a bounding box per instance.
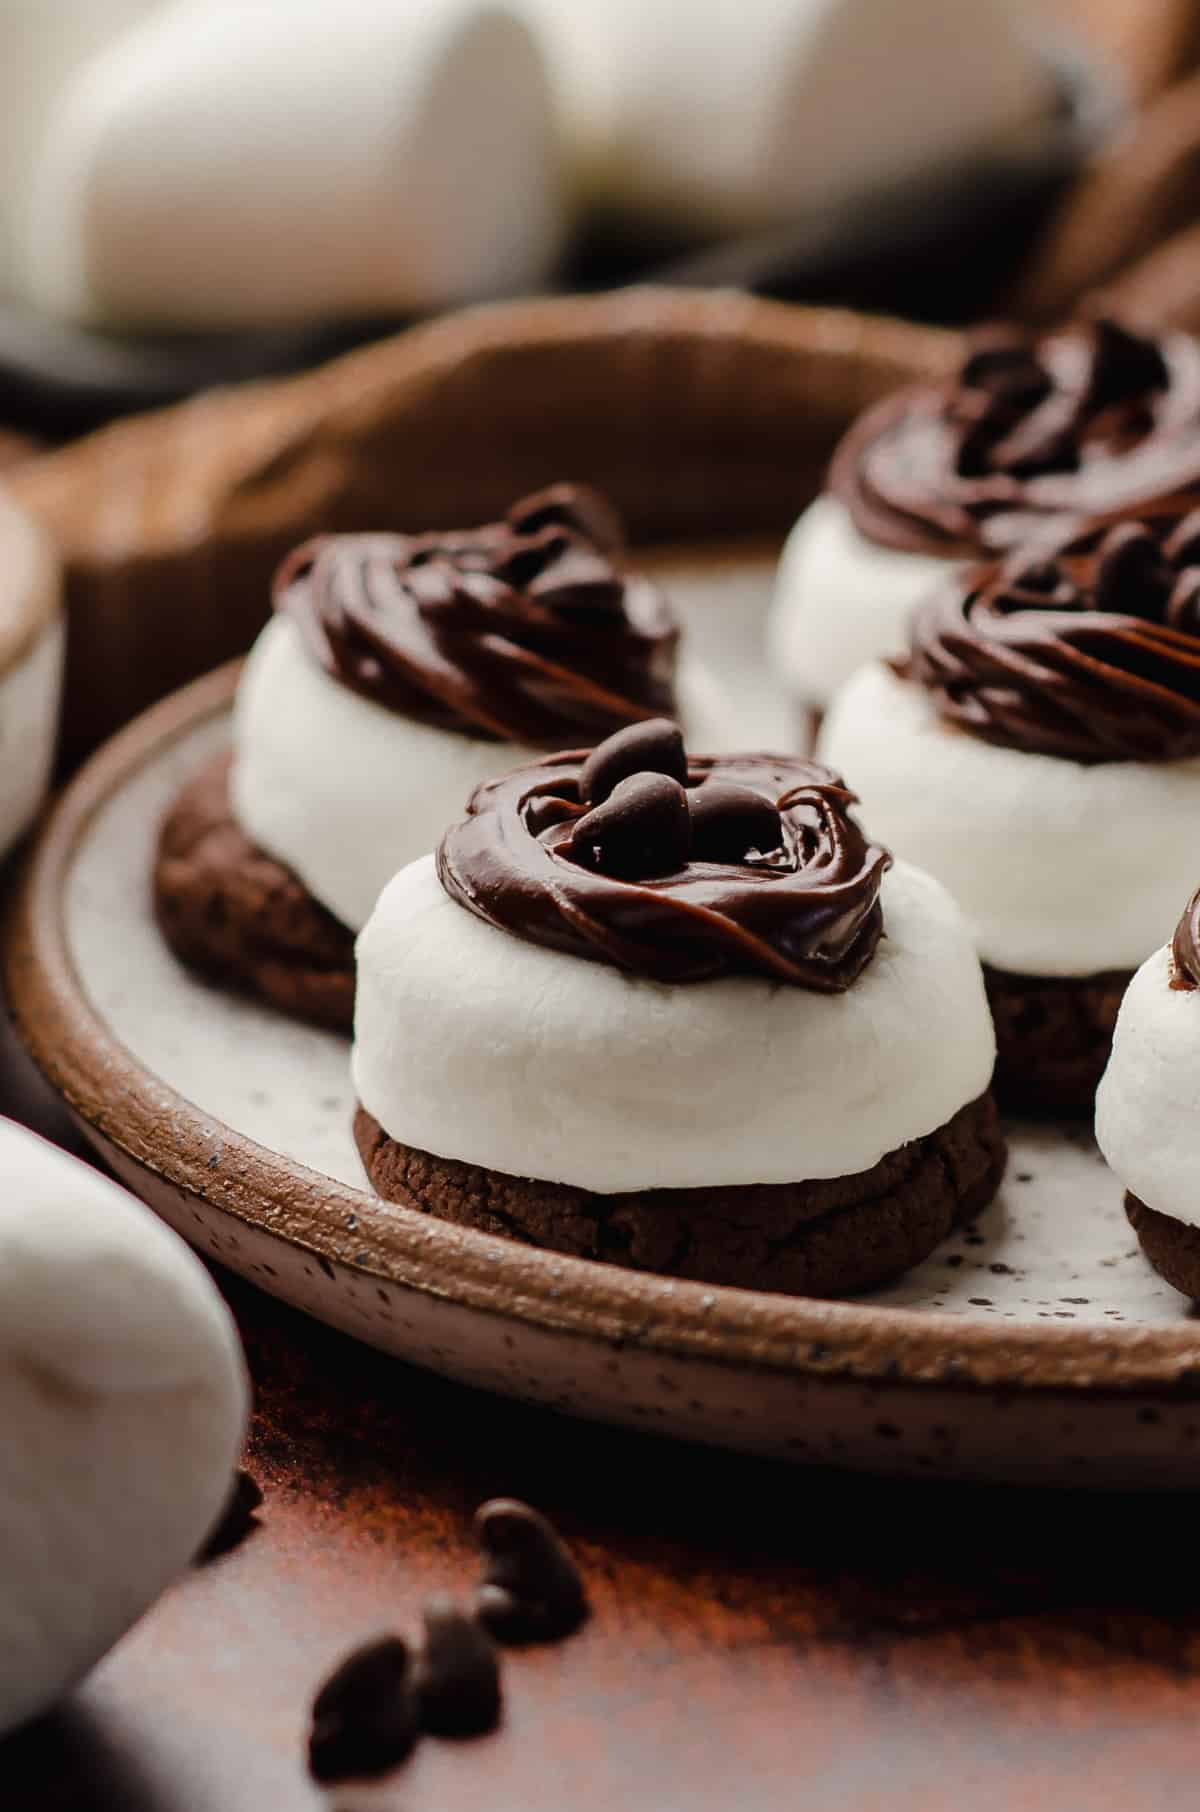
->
[6,288,955,766]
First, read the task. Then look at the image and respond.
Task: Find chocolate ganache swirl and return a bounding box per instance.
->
[833,318,1200,556]
[1170,885,1200,990]
[436,721,891,986]
[275,484,679,745]
[903,513,1200,763]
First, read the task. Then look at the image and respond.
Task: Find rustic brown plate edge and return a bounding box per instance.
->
[7,663,1200,1399]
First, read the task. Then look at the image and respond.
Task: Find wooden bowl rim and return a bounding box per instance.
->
[8,661,1200,1399]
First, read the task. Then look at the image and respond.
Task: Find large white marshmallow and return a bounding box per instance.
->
[231,612,738,933]
[0,0,162,296]
[819,663,1200,979]
[1096,947,1200,1230]
[765,495,955,710]
[23,0,564,328]
[524,0,1051,233]
[0,485,63,863]
[352,855,995,1193]
[0,1119,248,1735]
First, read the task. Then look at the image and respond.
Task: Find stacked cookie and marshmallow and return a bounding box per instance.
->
[820,512,1200,1112]
[352,719,1003,1297]
[768,318,1200,718]
[155,485,733,1031]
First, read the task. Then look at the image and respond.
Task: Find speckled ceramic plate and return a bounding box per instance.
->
[8,551,1200,1487]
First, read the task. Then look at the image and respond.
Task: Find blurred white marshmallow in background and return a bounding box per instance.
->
[21,0,565,328]
[0,1119,248,1735]
[0,0,162,297]
[524,0,1057,234]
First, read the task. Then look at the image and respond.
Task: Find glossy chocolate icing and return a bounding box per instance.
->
[832,318,1200,557]
[1170,885,1200,990]
[275,485,679,744]
[904,515,1200,763]
[436,731,890,987]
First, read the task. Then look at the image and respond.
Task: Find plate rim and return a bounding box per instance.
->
[8,663,1200,1399]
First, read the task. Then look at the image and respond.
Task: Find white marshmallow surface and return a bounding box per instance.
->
[1096,947,1200,1232]
[765,495,955,710]
[0,0,162,296]
[231,613,741,933]
[353,856,995,1192]
[0,1120,248,1735]
[0,484,63,863]
[820,664,1200,978]
[0,616,65,865]
[23,0,565,328]
[524,0,1052,233]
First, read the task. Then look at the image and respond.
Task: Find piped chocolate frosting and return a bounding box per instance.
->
[903,514,1200,763]
[833,318,1200,556]
[1170,886,1200,990]
[275,485,679,745]
[436,721,891,987]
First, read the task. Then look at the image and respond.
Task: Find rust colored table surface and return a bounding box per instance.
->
[4,1015,1200,1812]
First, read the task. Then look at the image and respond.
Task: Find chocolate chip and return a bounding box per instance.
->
[569,772,691,880]
[308,1636,417,1784]
[960,329,1049,408]
[1164,509,1200,570]
[579,718,687,805]
[1006,556,1062,596]
[524,792,578,838]
[195,1469,263,1563]
[413,1596,502,1737]
[507,483,624,554]
[689,783,783,863]
[474,1499,589,1644]
[1167,568,1200,634]
[1094,523,1172,617]
[1086,316,1169,408]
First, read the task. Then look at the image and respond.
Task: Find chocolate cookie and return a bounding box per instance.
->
[354,1093,1005,1299]
[984,965,1131,1116]
[154,753,355,1032]
[1126,1193,1200,1300]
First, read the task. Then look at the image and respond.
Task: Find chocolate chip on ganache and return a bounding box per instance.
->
[308,1635,418,1784]
[507,482,625,555]
[689,782,783,863]
[474,1498,589,1644]
[1166,567,1200,634]
[524,792,578,839]
[579,717,687,805]
[568,772,691,880]
[1093,522,1172,617]
[1087,315,1170,407]
[413,1595,502,1737]
[1164,508,1200,571]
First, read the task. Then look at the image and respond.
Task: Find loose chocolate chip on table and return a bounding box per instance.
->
[569,772,691,880]
[308,1636,418,1784]
[689,783,783,863]
[474,1499,589,1644]
[579,718,687,806]
[414,1595,503,1738]
[195,1468,263,1563]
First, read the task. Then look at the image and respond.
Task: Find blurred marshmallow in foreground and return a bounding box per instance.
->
[0,0,162,297]
[0,1119,248,1735]
[524,0,1057,234]
[22,0,565,329]
[0,483,63,864]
